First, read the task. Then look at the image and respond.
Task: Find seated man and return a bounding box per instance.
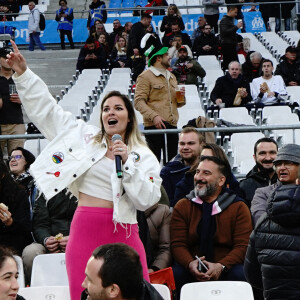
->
[191,16,207,44]
[172,46,206,84]
[76,36,107,73]
[163,23,192,48]
[275,46,300,86]
[210,61,252,107]
[22,190,77,285]
[192,24,218,57]
[81,243,164,300]
[171,156,252,294]
[251,59,288,106]
[168,35,193,66]
[242,51,264,83]
[160,127,204,207]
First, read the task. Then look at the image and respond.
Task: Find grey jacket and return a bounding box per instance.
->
[203,0,224,15]
[28,7,40,33]
[251,181,281,226]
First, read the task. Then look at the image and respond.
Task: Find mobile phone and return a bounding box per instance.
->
[195,256,208,273]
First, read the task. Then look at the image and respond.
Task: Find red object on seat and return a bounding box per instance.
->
[149,267,176,300]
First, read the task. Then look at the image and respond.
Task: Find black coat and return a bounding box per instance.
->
[163,32,192,48]
[274,0,295,18]
[240,165,278,208]
[244,184,300,300]
[127,22,146,57]
[210,72,252,107]
[32,190,77,244]
[192,32,218,57]
[242,52,264,83]
[160,15,185,35]
[274,56,300,85]
[219,15,238,45]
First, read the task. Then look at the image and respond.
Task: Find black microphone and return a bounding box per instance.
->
[112,134,123,178]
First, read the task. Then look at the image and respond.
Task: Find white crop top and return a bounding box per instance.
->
[77,156,114,201]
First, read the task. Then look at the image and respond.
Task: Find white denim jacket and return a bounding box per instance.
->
[13,68,162,225]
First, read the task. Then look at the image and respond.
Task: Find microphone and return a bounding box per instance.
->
[112,134,123,178]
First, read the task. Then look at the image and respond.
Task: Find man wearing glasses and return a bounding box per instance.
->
[251,144,300,225]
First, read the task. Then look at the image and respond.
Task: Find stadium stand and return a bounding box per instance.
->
[19,286,71,300]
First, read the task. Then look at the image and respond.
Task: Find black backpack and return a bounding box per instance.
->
[39,13,45,31]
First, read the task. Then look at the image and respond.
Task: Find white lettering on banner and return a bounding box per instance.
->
[252,17,264,30]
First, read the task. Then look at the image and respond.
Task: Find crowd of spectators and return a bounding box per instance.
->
[1,1,300,299]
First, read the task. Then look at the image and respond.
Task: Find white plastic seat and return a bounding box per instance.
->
[286,86,300,105]
[203,70,224,87]
[31,253,68,287]
[181,281,254,300]
[198,55,220,70]
[152,284,171,300]
[219,107,255,125]
[111,67,131,74]
[238,54,245,64]
[14,256,25,289]
[18,286,70,300]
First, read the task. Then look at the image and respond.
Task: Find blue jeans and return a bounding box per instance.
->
[275,18,291,32]
[29,32,46,51]
[173,262,246,299]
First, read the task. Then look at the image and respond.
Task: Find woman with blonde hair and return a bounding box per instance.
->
[6,41,161,300]
[110,36,131,68]
[160,4,184,38]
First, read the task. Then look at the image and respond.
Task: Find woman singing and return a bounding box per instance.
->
[6,41,162,299]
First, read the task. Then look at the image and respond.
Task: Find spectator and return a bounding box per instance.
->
[259,0,273,30]
[0,47,25,155]
[81,243,165,300]
[172,46,206,84]
[245,179,300,300]
[191,17,207,44]
[251,144,300,225]
[145,203,171,273]
[145,0,167,15]
[87,0,107,30]
[124,21,133,34]
[275,46,300,86]
[240,138,278,208]
[127,13,152,57]
[219,6,242,71]
[89,19,102,35]
[0,4,13,21]
[171,156,252,295]
[22,190,77,285]
[210,61,251,107]
[0,247,26,300]
[160,4,185,39]
[160,127,204,207]
[225,0,245,32]
[251,59,288,106]
[109,19,124,50]
[6,0,20,20]
[146,23,161,42]
[163,23,192,48]
[110,37,131,69]
[133,5,142,17]
[55,0,74,50]
[98,33,110,59]
[203,0,224,33]
[8,147,36,215]
[91,22,109,42]
[274,0,294,33]
[134,34,185,163]
[28,1,45,51]
[242,51,263,83]
[76,37,107,73]
[192,24,218,57]
[168,35,192,65]
[0,159,32,255]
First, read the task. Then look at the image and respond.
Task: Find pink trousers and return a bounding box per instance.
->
[65,206,150,300]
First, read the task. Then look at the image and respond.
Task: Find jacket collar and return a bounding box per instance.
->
[149,66,171,80]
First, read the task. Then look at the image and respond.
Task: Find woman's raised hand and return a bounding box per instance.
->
[6,40,27,76]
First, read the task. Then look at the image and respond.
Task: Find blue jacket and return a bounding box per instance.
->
[89,4,107,27]
[55,7,73,31]
[160,156,190,207]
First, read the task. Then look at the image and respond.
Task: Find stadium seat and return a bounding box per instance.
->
[152,284,171,300]
[219,107,255,125]
[14,255,25,289]
[18,286,70,300]
[180,281,254,300]
[198,55,221,70]
[31,253,69,287]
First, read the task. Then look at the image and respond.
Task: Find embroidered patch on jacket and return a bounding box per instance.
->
[46,171,60,177]
[149,177,154,183]
[131,151,140,162]
[52,152,64,164]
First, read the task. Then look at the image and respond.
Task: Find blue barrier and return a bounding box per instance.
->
[1,11,266,45]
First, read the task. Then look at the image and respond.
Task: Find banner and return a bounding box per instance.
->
[0,10,266,45]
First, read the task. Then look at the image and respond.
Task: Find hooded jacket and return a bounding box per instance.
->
[275,55,300,86]
[245,184,300,300]
[240,165,278,208]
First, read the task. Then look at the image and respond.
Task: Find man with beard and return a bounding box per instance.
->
[170,156,252,296]
[251,144,300,225]
[172,46,206,84]
[135,34,185,164]
[81,243,164,300]
[240,138,278,208]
